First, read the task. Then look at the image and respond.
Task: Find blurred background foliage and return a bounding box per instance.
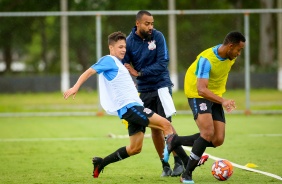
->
[0,0,278,75]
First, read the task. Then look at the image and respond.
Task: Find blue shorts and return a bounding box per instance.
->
[188,98,226,123]
[121,106,154,136]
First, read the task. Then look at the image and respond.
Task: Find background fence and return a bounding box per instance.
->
[0,1,282,113]
[0,1,281,115]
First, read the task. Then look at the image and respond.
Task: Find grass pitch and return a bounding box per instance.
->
[0,114,281,184]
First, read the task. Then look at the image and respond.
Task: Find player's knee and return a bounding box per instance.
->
[218,138,224,146]
[213,138,224,147]
[162,120,172,131]
[162,118,173,130]
[201,130,214,142]
[131,147,142,155]
[127,144,142,155]
[152,121,171,136]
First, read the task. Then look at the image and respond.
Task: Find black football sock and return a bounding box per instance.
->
[100,146,129,169]
[173,133,200,147]
[173,146,188,166]
[161,159,170,168]
[186,136,209,172]
[174,155,183,165]
[207,141,215,147]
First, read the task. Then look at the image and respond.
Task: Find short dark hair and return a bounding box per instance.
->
[108,31,126,45]
[223,31,246,45]
[136,10,152,21]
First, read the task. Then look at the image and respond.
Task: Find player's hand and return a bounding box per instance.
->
[63,87,78,100]
[124,63,138,77]
[222,99,236,112]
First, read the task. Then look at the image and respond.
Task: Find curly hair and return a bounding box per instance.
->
[223,31,246,45]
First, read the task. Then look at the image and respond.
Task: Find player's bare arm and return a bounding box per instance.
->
[197,78,236,112]
[63,68,96,99]
[124,63,138,77]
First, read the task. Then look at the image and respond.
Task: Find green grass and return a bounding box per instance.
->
[0,90,281,183]
[0,114,282,184]
[0,89,281,112]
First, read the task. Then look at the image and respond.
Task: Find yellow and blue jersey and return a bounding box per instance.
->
[184,44,235,98]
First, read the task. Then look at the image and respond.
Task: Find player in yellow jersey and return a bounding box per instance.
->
[165,31,245,184]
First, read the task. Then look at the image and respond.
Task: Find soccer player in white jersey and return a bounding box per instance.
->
[63,31,176,179]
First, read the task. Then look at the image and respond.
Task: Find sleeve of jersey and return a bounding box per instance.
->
[91,56,116,74]
[196,57,211,79]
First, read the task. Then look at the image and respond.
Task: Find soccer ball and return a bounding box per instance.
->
[211,159,233,181]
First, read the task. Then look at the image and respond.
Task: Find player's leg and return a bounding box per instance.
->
[93,132,144,178]
[150,128,164,159]
[181,113,213,183]
[180,98,214,183]
[164,132,200,168]
[150,126,188,177]
[182,104,226,181]
[211,120,225,146]
[140,91,173,176]
[170,133,200,147]
[148,112,183,161]
[93,106,148,178]
[155,90,187,177]
[169,125,188,177]
[210,103,226,147]
[126,131,145,155]
[150,127,172,176]
[147,112,173,135]
[166,133,211,168]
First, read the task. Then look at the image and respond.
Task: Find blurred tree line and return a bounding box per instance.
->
[0,0,278,75]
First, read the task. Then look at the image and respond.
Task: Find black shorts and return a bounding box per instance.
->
[140,88,172,122]
[121,106,154,136]
[188,98,225,123]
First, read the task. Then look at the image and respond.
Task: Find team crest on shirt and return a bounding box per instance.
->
[143,108,152,114]
[148,40,156,50]
[199,103,207,111]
